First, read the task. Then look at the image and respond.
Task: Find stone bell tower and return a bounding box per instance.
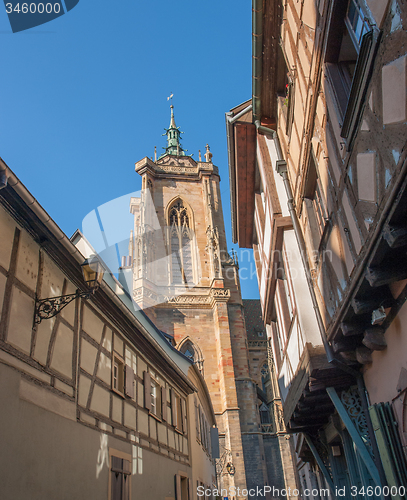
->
[124,106,272,498]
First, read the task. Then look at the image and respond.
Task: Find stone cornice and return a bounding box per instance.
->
[135,156,219,179]
[134,286,231,309]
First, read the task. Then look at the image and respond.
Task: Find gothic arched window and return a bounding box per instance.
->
[168,199,194,286]
[179,338,204,374]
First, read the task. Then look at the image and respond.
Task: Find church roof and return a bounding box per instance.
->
[243,299,266,340]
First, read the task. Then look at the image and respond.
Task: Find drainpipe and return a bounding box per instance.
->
[274,143,387,488]
[254,120,276,137]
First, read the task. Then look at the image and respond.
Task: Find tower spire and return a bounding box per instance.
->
[159,104,187,159]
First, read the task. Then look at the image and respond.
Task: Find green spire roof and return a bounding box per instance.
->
[159,105,187,158]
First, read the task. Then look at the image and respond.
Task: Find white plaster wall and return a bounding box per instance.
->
[284,231,321,346]
[364,300,407,405]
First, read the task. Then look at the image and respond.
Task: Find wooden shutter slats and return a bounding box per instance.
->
[171,389,177,427]
[161,387,167,422]
[125,365,134,399]
[143,371,151,411]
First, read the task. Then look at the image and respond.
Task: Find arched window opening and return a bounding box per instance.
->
[168,199,195,286]
[259,402,271,424]
[179,339,204,375]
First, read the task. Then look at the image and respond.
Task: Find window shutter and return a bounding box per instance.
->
[341,30,375,140]
[125,365,134,399]
[175,474,182,500]
[195,399,199,439]
[180,397,185,433]
[123,473,130,500]
[211,427,220,459]
[188,478,193,500]
[171,389,177,427]
[161,387,167,422]
[143,371,151,411]
[111,470,121,500]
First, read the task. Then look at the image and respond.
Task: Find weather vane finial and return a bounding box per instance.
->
[167,92,174,102]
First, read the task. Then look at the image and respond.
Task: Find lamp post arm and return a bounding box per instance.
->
[34,289,94,325]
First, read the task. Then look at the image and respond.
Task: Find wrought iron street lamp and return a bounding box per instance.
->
[34,256,105,325]
[226,462,235,476]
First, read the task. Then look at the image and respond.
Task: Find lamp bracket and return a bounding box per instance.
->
[34,289,94,325]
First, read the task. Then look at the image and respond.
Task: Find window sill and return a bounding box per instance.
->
[112,387,125,399]
[149,411,162,423]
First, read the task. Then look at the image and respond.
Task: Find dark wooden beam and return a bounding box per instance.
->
[332,336,362,353]
[296,401,333,414]
[340,317,371,336]
[351,285,394,315]
[297,393,332,406]
[356,346,372,364]
[383,224,407,249]
[363,327,387,351]
[292,415,330,425]
[309,376,354,392]
[338,351,358,363]
[366,255,407,287]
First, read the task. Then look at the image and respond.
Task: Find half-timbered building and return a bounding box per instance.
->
[228,0,407,495]
[0,158,217,500]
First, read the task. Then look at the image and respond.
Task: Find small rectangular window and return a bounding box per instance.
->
[171,390,184,433]
[175,474,190,500]
[150,378,162,419]
[112,355,124,395]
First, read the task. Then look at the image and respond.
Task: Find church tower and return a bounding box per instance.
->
[126,106,272,497]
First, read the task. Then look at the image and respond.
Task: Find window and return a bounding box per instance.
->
[112,354,134,398]
[259,402,271,424]
[109,451,131,500]
[143,371,165,420]
[276,246,296,340]
[179,338,204,374]
[150,378,161,418]
[304,150,329,259]
[171,390,186,433]
[175,473,191,500]
[113,355,124,394]
[325,0,379,143]
[168,199,195,286]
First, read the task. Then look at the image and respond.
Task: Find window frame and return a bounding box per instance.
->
[303,149,330,264]
[150,377,162,420]
[325,0,380,148]
[171,389,186,434]
[108,449,132,500]
[112,354,125,396]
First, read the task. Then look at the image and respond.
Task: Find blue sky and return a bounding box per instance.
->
[0,0,260,298]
